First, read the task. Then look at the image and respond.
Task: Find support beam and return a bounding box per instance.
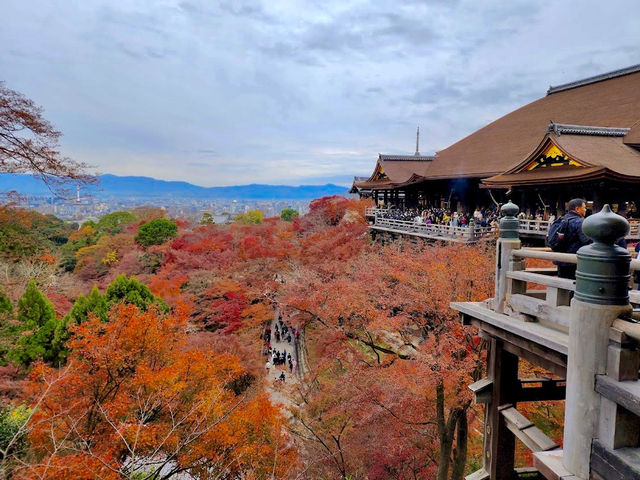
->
[501,405,560,452]
[471,377,566,404]
[483,337,519,479]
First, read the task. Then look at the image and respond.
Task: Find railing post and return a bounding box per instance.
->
[494,201,523,313]
[467,218,475,242]
[563,205,632,478]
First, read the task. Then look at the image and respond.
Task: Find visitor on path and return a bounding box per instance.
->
[265,360,271,374]
[279,371,286,383]
[292,358,297,374]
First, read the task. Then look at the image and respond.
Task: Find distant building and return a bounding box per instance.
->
[356,64,640,216]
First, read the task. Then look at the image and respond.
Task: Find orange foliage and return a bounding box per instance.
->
[18,304,296,479]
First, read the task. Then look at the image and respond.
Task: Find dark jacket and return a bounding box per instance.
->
[563,210,593,254]
[554,211,593,266]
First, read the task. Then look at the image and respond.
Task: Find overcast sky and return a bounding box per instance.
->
[2,1,639,186]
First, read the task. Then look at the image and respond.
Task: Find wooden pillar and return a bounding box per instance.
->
[598,339,640,449]
[484,337,519,479]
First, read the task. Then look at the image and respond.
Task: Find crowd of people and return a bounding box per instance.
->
[262,315,299,383]
[377,206,500,229]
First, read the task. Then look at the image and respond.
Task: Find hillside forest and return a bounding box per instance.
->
[0,195,565,480]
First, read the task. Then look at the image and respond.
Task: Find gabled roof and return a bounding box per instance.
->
[482,124,640,187]
[547,64,640,94]
[427,65,640,180]
[355,154,435,189]
[349,176,371,194]
[624,123,640,146]
[360,64,640,188]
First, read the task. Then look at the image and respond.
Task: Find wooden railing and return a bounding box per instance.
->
[503,248,640,331]
[372,216,496,242]
[452,204,640,479]
[366,207,640,240]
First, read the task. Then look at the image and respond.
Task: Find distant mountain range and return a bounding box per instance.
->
[0,174,349,200]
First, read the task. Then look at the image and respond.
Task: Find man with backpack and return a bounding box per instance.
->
[547,198,592,279]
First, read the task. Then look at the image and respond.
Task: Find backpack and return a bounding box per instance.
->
[547,216,569,251]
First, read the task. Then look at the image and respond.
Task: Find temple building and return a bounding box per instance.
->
[355,64,640,217]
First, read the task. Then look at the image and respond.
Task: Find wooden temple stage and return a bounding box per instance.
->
[365,208,640,244]
[451,201,640,480]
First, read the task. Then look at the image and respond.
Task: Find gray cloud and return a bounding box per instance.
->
[1,0,639,186]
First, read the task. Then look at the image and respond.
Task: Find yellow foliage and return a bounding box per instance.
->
[101,250,118,265]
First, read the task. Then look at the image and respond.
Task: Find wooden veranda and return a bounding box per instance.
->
[451,202,640,480]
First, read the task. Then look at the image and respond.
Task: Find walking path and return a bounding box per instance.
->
[261,308,303,412]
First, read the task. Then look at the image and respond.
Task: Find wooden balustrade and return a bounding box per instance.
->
[367,207,640,241]
[451,202,640,480]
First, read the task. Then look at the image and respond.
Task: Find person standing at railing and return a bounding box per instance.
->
[552,198,592,279]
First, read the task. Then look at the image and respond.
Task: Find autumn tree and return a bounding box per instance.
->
[234,210,263,225]
[0,82,93,191]
[135,218,178,246]
[200,212,214,224]
[280,234,493,479]
[15,304,297,479]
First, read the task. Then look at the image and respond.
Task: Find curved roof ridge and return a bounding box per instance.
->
[547,122,630,137]
[547,64,640,95]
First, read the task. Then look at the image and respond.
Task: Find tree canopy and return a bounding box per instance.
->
[135,218,178,246]
[0,83,93,190]
[234,210,263,225]
[9,280,61,367]
[280,208,299,221]
[19,304,297,479]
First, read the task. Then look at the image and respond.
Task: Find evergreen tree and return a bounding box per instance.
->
[9,280,60,367]
[53,285,108,364]
[0,286,18,366]
[280,208,299,222]
[68,285,108,324]
[105,274,168,312]
[135,218,178,247]
[0,287,12,315]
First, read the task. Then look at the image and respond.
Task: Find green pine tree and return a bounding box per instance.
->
[9,280,61,367]
[68,285,108,324]
[53,285,108,364]
[105,274,168,312]
[0,286,18,366]
[0,286,12,315]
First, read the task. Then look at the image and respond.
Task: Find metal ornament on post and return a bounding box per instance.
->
[499,201,520,239]
[563,204,633,478]
[494,201,522,313]
[575,204,631,305]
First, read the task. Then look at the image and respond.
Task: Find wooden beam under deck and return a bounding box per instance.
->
[454,301,568,376]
